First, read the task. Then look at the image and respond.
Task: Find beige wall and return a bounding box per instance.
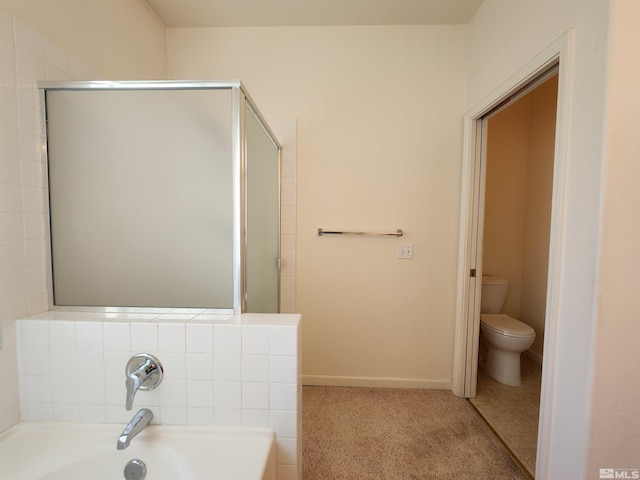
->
[484,96,530,318]
[483,76,557,359]
[588,0,640,472]
[0,0,166,78]
[168,26,468,387]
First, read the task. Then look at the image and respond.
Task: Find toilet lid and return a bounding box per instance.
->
[480,314,535,337]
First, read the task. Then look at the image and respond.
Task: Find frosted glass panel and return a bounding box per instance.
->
[46,89,234,308]
[246,105,280,313]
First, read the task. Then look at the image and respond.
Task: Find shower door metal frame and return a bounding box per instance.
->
[39,80,282,313]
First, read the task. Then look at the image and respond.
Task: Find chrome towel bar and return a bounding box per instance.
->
[317,228,403,237]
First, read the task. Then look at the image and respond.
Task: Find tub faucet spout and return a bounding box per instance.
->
[117,408,153,450]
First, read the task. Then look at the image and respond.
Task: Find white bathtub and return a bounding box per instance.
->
[0,422,275,480]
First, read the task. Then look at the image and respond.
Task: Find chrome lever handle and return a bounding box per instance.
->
[125,353,163,411]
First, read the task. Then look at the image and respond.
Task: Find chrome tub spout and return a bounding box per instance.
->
[117,408,153,450]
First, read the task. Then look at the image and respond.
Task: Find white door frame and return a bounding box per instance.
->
[451,30,574,478]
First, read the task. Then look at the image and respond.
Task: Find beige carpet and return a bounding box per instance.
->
[303,386,528,480]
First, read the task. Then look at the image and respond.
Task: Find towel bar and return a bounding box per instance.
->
[317,228,403,237]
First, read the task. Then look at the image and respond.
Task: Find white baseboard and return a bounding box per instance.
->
[524,349,543,365]
[302,374,452,390]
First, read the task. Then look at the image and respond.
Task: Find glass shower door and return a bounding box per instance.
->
[245,104,281,313]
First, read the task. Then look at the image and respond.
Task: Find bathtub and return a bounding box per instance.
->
[0,422,275,480]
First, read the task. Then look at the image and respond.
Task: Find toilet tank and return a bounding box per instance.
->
[481,276,509,313]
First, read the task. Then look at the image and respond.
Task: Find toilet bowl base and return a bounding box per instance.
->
[485,348,523,386]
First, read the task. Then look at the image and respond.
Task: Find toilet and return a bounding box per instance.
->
[480,275,536,386]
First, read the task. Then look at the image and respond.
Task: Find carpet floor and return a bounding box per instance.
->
[302,386,528,479]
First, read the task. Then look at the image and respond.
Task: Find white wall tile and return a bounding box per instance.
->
[277,437,298,465]
[104,351,130,378]
[0,184,22,213]
[0,268,25,301]
[79,404,106,423]
[24,402,53,421]
[19,135,44,164]
[24,239,45,265]
[0,241,24,269]
[242,409,270,428]
[22,213,45,241]
[103,323,130,352]
[140,385,160,408]
[49,321,75,350]
[214,354,241,381]
[130,323,158,352]
[242,354,270,382]
[242,325,269,354]
[186,380,213,408]
[159,378,186,407]
[213,381,241,408]
[213,324,241,354]
[104,377,123,405]
[21,348,50,376]
[106,405,131,424]
[270,383,297,411]
[51,377,78,404]
[0,12,108,437]
[188,406,214,425]
[20,320,48,349]
[185,324,213,353]
[186,353,213,380]
[52,403,78,421]
[270,355,297,384]
[26,289,47,315]
[77,377,105,405]
[270,410,297,438]
[0,376,18,406]
[22,375,52,403]
[242,382,269,410]
[13,314,300,477]
[0,215,23,242]
[269,326,297,356]
[49,350,76,377]
[76,350,104,377]
[76,322,103,351]
[158,323,185,352]
[159,352,186,379]
[160,406,187,424]
[214,408,241,426]
[15,49,44,84]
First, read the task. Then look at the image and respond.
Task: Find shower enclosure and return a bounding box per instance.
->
[41,81,281,313]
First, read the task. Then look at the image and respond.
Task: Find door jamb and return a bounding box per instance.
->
[451,30,574,479]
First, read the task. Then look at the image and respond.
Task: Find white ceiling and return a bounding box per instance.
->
[144,0,485,28]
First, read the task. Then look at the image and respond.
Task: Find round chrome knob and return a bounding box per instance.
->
[124,459,147,480]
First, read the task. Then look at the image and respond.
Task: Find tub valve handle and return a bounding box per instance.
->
[125,353,163,411]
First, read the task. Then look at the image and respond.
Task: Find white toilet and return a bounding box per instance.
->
[480,275,536,386]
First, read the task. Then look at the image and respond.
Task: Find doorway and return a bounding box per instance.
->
[470,71,558,477]
[452,31,573,480]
